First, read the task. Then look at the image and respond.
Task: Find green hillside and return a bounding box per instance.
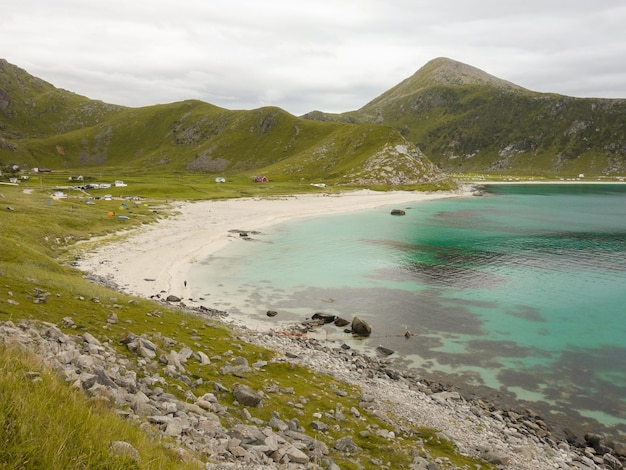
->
[0,59,125,139]
[303,57,626,177]
[0,59,447,187]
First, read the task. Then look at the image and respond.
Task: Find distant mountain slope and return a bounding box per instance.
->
[303,58,626,176]
[0,59,447,186]
[0,59,125,139]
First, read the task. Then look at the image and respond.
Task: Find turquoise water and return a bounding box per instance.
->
[190,184,626,432]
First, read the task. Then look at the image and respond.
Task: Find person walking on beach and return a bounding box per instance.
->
[184,280,187,288]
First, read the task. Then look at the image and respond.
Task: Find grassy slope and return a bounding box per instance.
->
[0,344,202,470]
[3,99,446,185]
[0,59,125,140]
[0,181,490,469]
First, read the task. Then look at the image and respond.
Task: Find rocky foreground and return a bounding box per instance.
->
[1,311,624,469]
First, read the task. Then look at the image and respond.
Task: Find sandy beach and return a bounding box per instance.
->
[76,188,473,302]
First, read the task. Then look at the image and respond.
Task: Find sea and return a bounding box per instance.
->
[188,184,626,436]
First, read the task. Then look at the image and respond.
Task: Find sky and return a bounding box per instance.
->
[3,0,626,116]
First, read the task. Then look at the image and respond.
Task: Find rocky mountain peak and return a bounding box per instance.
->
[415,57,523,90]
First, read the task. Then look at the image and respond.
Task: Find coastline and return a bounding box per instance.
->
[75,188,473,302]
[72,186,626,467]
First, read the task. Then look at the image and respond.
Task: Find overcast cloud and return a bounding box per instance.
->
[3,0,626,115]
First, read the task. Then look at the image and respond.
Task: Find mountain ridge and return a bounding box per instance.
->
[2,57,626,178]
[0,58,447,187]
[303,58,626,176]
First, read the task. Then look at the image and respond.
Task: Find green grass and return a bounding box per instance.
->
[0,343,202,470]
[0,179,492,469]
[2,96,445,187]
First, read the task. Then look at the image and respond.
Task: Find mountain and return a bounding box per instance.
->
[303,57,626,176]
[6,57,624,179]
[0,59,447,187]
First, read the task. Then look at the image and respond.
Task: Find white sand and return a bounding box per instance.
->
[76,188,473,301]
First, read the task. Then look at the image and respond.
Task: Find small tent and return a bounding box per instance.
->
[253,176,268,183]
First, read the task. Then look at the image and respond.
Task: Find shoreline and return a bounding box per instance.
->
[76,188,473,302]
[73,186,626,466]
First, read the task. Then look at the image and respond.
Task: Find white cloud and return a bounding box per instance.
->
[2,0,626,115]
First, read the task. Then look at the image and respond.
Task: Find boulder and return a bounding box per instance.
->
[232,383,263,407]
[282,444,309,464]
[119,331,137,345]
[109,441,141,464]
[376,346,394,356]
[312,312,337,324]
[602,453,623,470]
[310,420,329,432]
[334,436,358,453]
[195,351,211,365]
[480,449,511,466]
[334,317,350,327]
[351,316,372,336]
[166,295,181,302]
[390,209,406,215]
[610,440,626,458]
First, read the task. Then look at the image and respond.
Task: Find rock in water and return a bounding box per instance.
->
[376,345,394,356]
[312,312,337,324]
[351,316,372,336]
[390,209,406,215]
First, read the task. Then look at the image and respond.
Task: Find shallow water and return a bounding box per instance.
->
[189,184,626,433]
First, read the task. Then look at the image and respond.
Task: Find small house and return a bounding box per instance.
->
[253,176,268,183]
[114,180,127,187]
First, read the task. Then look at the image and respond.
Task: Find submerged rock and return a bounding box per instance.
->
[376,346,394,356]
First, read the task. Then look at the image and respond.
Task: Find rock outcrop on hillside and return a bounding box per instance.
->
[342,143,447,186]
